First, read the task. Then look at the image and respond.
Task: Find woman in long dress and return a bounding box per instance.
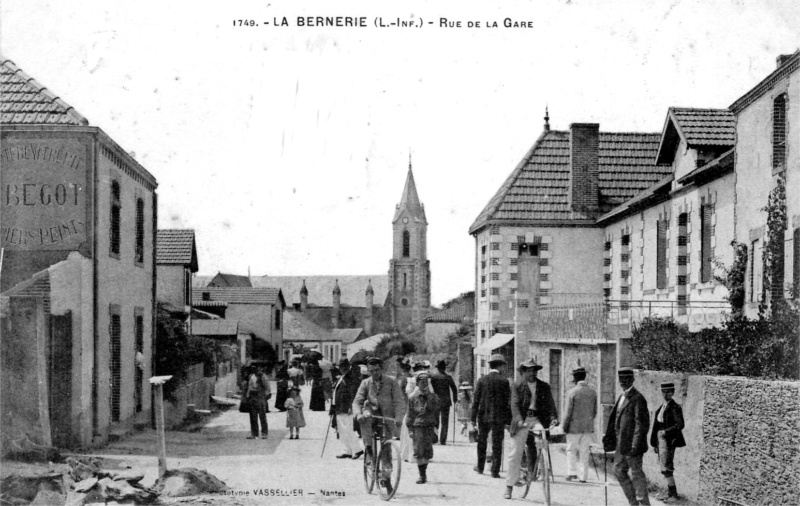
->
[309,360,326,411]
[274,361,289,411]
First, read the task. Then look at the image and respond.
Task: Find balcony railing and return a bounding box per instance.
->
[604,299,730,327]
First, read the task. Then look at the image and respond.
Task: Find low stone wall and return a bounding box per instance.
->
[636,371,800,505]
[164,376,215,429]
[699,377,800,506]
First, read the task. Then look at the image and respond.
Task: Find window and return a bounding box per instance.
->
[481,275,486,285]
[540,273,549,281]
[750,239,762,302]
[517,235,525,244]
[656,219,668,289]
[275,310,281,330]
[110,181,121,256]
[517,299,529,308]
[539,242,549,251]
[490,302,499,310]
[701,204,714,283]
[510,242,518,251]
[491,242,499,251]
[490,273,499,281]
[134,312,144,413]
[184,270,192,306]
[539,258,549,267]
[135,198,145,264]
[481,245,487,256]
[510,273,518,281]
[604,241,612,251]
[110,311,121,422]
[491,258,499,266]
[510,258,518,266]
[481,260,486,270]
[490,225,500,235]
[773,94,787,170]
[621,234,630,246]
[402,230,410,257]
[490,287,499,296]
[480,289,486,298]
[604,258,611,266]
[403,273,407,289]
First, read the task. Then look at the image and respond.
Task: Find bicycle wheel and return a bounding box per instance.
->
[540,443,551,506]
[363,446,376,494]
[519,446,534,499]
[376,440,401,500]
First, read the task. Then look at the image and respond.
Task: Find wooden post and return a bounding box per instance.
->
[149,375,172,478]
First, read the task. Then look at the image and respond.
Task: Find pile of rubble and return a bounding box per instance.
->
[0,457,157,505]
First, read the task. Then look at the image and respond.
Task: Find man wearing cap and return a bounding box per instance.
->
[430,359,458,445]
[504,358,559,500]
[603,368,651,506]
[562,367,597,483]
[650,382,685,503]
[352,357,405,459]
[406,370,440,484]
[471,353,512,478]
[330,358,361,459]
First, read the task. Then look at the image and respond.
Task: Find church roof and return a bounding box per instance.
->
[469,129,669,233]
[0,54,89,126]
[333,328,367,345]
[393,160,427,224]
[194,275,389,307]
[208,272,252,288]
[192,287,285,306]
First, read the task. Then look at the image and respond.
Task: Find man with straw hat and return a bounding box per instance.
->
[471,353,512,479]
[603,367,651,506]
[504,357,559,500]
[650,382,685,503]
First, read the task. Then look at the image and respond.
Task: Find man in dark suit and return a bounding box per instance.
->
[650,382,686,503]
[470,354,512,478]
[603,367,651,506]
[504,358,559,500]
[430,359,458,445]
[330,358,361,459]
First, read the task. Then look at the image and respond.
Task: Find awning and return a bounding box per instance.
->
[474,333,515,356]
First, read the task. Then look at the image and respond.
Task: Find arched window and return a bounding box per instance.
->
[402,229,410,257]
[110,181,121,256]
[773,93,787,170]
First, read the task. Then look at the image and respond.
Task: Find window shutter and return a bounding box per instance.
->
[701,205,713,283]
[656,220,667,289]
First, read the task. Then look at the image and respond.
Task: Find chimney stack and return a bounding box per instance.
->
[776,54,795,68]
[570,123,600,214]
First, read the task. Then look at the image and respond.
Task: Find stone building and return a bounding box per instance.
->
[469,114,671,400]
[1,55,157,447]
[191,287,285,364]
[731,51,800,316]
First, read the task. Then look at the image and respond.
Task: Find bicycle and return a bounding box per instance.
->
[517,424,554,505]
[362,415,402,501]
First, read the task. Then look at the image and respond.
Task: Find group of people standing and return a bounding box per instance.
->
[471,353,685,504]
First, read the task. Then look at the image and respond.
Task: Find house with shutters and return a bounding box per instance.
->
[732,51,800,316]
[0,55,157,447]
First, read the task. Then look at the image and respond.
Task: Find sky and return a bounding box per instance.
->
[1,0,798,305]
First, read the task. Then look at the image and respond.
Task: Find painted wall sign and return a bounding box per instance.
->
[1,138,89,250]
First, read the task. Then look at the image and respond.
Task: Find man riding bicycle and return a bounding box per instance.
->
[352,357,405,490]
[505,358,559,500]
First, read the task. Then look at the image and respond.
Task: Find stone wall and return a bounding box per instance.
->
[699,377,800,506]
[636,371,800,505]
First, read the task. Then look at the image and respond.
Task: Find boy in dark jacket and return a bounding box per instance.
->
[406,371,440,484]
[650,382,686,503]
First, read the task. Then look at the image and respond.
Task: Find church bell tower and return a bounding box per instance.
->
[389,155,431,330]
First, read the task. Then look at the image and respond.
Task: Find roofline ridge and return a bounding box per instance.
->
[468,129,551,234]
[669,106,733,113]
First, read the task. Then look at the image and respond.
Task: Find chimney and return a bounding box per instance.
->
[569,123,600,214]
[300,280,308,312]
[776,54,795,68]
[332,280,341,329]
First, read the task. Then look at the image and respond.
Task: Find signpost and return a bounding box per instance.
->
[149,375,173,478]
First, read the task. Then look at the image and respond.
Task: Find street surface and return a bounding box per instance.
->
[87,384,666,505]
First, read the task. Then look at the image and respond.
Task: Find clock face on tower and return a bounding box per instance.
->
[402,217,408,223]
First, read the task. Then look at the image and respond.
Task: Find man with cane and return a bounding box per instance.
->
[328,358,361,459]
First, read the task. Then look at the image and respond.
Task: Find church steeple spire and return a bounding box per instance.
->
[393,153,426,224]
